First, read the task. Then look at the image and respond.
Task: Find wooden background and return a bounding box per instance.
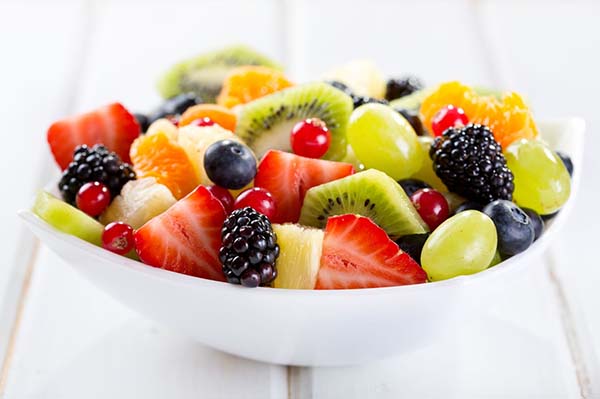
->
[1,0,599,397]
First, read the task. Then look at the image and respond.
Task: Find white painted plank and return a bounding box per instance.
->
[3,0,287,396]
[3,248,287,399]
[0,0,89,367]
[289,0,581,396]
[479,1,600,395]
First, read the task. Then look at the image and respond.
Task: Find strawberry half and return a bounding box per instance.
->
[316,214,427,289]
[254,150,354,223]
[47,102,140,170]
[134,185,227,281]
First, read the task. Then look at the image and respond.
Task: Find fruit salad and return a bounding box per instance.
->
[34,44,573,289]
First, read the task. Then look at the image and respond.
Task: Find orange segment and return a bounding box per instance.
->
[179,104,237,131]
[130,133,198,199]
[217,66,293,108]
[420,81,538,148]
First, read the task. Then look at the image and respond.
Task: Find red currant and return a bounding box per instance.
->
[102,222,135,255]
[207,185,234,213]
[76,181,111,217]
[410,188,450,230]
[431,105,468,136]
[290,118,331,158]
[233,187,277,220]
[191,117,215,127]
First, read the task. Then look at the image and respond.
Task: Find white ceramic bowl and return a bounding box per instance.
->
[19,119,584,366]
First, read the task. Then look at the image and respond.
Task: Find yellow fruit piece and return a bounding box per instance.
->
[322,60,386,99]
[420,81,538,148]
[146,118,179,140]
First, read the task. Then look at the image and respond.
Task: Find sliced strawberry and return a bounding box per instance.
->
[47,102,140,170]
[316,214,427,289]
[254,150,354,223]
[134,185,226,281]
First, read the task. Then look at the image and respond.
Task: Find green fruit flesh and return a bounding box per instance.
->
[236,82,353,160]
[299,169,429,237]
[347,103,424,180]
[272,224,324,289]
[157,45,282,102]
[421,210,497,281]
[505,139,571,215]
[32,191,104,246]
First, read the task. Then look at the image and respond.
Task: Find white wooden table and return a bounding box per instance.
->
[1,0,600,397]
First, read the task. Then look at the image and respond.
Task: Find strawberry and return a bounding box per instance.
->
[254,150,354,223]
[134,185,227,281]
[47,102,140,170]
[316,214,427,289]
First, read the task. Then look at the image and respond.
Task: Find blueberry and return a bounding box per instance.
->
[483,200,534,257]
[133,113,150,132]
[395,234,429,265]
[204,140,257,189]
[148,92,202,123]
[522,208,544,241]
[398,178,431,197]
[455,201,484,214]
[541,211,558,221]
[556,151,573,176]
[395,108,424,136]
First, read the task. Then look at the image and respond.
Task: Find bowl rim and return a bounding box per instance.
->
[18,117,585,297]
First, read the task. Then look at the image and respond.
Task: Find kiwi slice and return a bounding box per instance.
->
[299,169,429,237]
[236,82,353,160]
[157,45,282,102]
[32,191,104,246]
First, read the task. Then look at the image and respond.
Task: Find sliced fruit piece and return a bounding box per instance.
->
[47,102,140,170]
[100,177,177,229]
[146,118,179,140]
[178,104,237,131]
[254,150,355,223]
[217,66,293,108]
[32,191,104,246]
[157,45,282,102]
[322,60,386,99]
[129,132,198,199]
[299,169,429,238]
[177,124,243,185]
[272,224,324,289]
[236,82,353,160]
[419,81,538,148]
[316,214,427,289]
[134,185,227,280]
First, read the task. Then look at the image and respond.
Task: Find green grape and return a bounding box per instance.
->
[505,139,571,215]
[410,136,447,191]
[421,210,497,281]
[347,103,424,180]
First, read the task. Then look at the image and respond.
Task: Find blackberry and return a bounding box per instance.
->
[219,207,279,288]
[352,95,388,109]
[430,124,514,204]
[395,108,424,135]
[58,144,136,205]
[385,76,424,101]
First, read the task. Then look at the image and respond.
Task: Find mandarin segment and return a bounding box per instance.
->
[179,104,237,131]
[129,132,198,199]
[217,66,293,108]
[420,81,538,148]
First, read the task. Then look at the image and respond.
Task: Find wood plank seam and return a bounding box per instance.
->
[0,0,97,392]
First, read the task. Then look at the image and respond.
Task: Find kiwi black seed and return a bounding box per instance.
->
[299,169,429,238]
[235,82,353,161]
[157,45,282,102]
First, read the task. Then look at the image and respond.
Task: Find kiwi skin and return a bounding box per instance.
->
[236,82,353,161]
[299,169,429,238]
[157,45,282,101]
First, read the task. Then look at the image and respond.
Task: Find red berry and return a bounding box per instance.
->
[431,105,468,136]
[166,115,180,126]
[206,185,234,213]
[76,182,111,216]
[233,187,277,220]
[410,188,450,230]
[290,118,331,159]
[102,222,135,255]
[191,117,215,127]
